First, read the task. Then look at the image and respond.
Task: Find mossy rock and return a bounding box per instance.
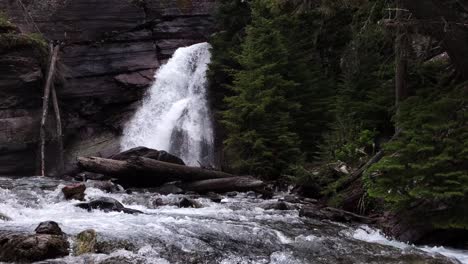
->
[74,229,97,255]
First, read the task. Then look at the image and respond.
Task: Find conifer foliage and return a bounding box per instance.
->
[222,0,302,177]
[365,86,468,227]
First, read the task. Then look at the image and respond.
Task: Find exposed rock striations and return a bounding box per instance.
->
[0,0,216,175]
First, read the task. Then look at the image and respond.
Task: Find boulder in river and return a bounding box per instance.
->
[154,183,184,195]
[62,183,86,200]
[0,212,11,221]
[85,180,123,193]
[0,222,69,262]
[35,221,64,236]
[75,197,143,214]
[74,229,97,255]
[178,197,202,208]
[111,147,185,165]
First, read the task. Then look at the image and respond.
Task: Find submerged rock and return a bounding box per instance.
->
[75,197,143,214]
[0,212,11,221]
[85,180,123,193]
[62,183,86,200]
[262,201,292,211]
[0,222,69,262]
[74,229,97,255]
[178,197,202,208]
[206,192,222,203]
[35,221,64,236]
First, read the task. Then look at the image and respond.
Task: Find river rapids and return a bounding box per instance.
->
[0,176,467,264]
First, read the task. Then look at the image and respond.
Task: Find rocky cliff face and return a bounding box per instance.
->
[0,0,215,175]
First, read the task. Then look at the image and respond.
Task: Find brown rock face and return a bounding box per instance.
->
[62,183,86,200]
[0,221,69,262]
[0,0,216,175]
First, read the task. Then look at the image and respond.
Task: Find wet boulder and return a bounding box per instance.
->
[62,183,86,200]
[226,191,238,197]
[35,221,64,236]
[262,201,292,211]
[111,147,185,165]
[0,222,69,262]
[0,212,11,221]
[75,197,143,214]
[85,180,122,193]
[206,192,222,203]
[74,229,97,255]
[154,183,184,195]
[178,197,202,208]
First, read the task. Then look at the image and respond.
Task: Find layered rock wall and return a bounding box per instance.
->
[0,0,216,175]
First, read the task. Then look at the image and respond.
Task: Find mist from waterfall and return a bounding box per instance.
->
[121,42,214,166]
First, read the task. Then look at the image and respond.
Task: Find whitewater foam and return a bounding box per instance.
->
[121,43,215,166]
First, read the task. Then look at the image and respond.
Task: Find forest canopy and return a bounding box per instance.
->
[209,0,468,231]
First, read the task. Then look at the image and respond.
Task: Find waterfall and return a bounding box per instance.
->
[121,42,214,166]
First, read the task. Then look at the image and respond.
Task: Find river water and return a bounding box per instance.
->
[0,176,467,264]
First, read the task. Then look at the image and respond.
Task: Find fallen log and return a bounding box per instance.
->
[300,204,376,224]
[178,177,265,194]
[77,156,235,187]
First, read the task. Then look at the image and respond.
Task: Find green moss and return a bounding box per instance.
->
[0,32,48,55]
[0,12,16,33]
[0,12,48,59]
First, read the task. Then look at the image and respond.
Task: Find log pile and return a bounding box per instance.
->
[77,147,264,193]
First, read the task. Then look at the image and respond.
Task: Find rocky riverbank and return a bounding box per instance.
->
[0,176,465,264]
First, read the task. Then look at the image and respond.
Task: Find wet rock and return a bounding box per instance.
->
[85,180,122,193]
[152,197,165,207]
[0,227,69,263]
[96,239,136,254]
[155,183,184,195]
[226,191,238,197]
[111,147,185,165]
[206,192,222,203]
[0,212,11,221]
[35,221,64,236]
[62,183,86,200]
[283,195,301,203]
[178,197,202,208]
[74,229,97,255]
[263,201,291,211]
[75,197,143,214]
[77,172,109,181]
[246,191,257,198]
[157,150,185,166]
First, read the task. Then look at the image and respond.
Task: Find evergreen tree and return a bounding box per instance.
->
[208,0,251,112]
[222,0,302,177]
[365,84,468,228]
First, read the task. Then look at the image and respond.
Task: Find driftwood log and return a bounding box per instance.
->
[179,177,265,194]
[78,156,236,187]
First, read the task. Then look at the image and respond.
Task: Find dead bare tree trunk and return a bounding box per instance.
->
[395,1,409,108]
[51,83,64,174]
[38,44,60,176]
[401,0,468,81]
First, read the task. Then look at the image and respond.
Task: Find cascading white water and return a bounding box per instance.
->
[121,42,214,166]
